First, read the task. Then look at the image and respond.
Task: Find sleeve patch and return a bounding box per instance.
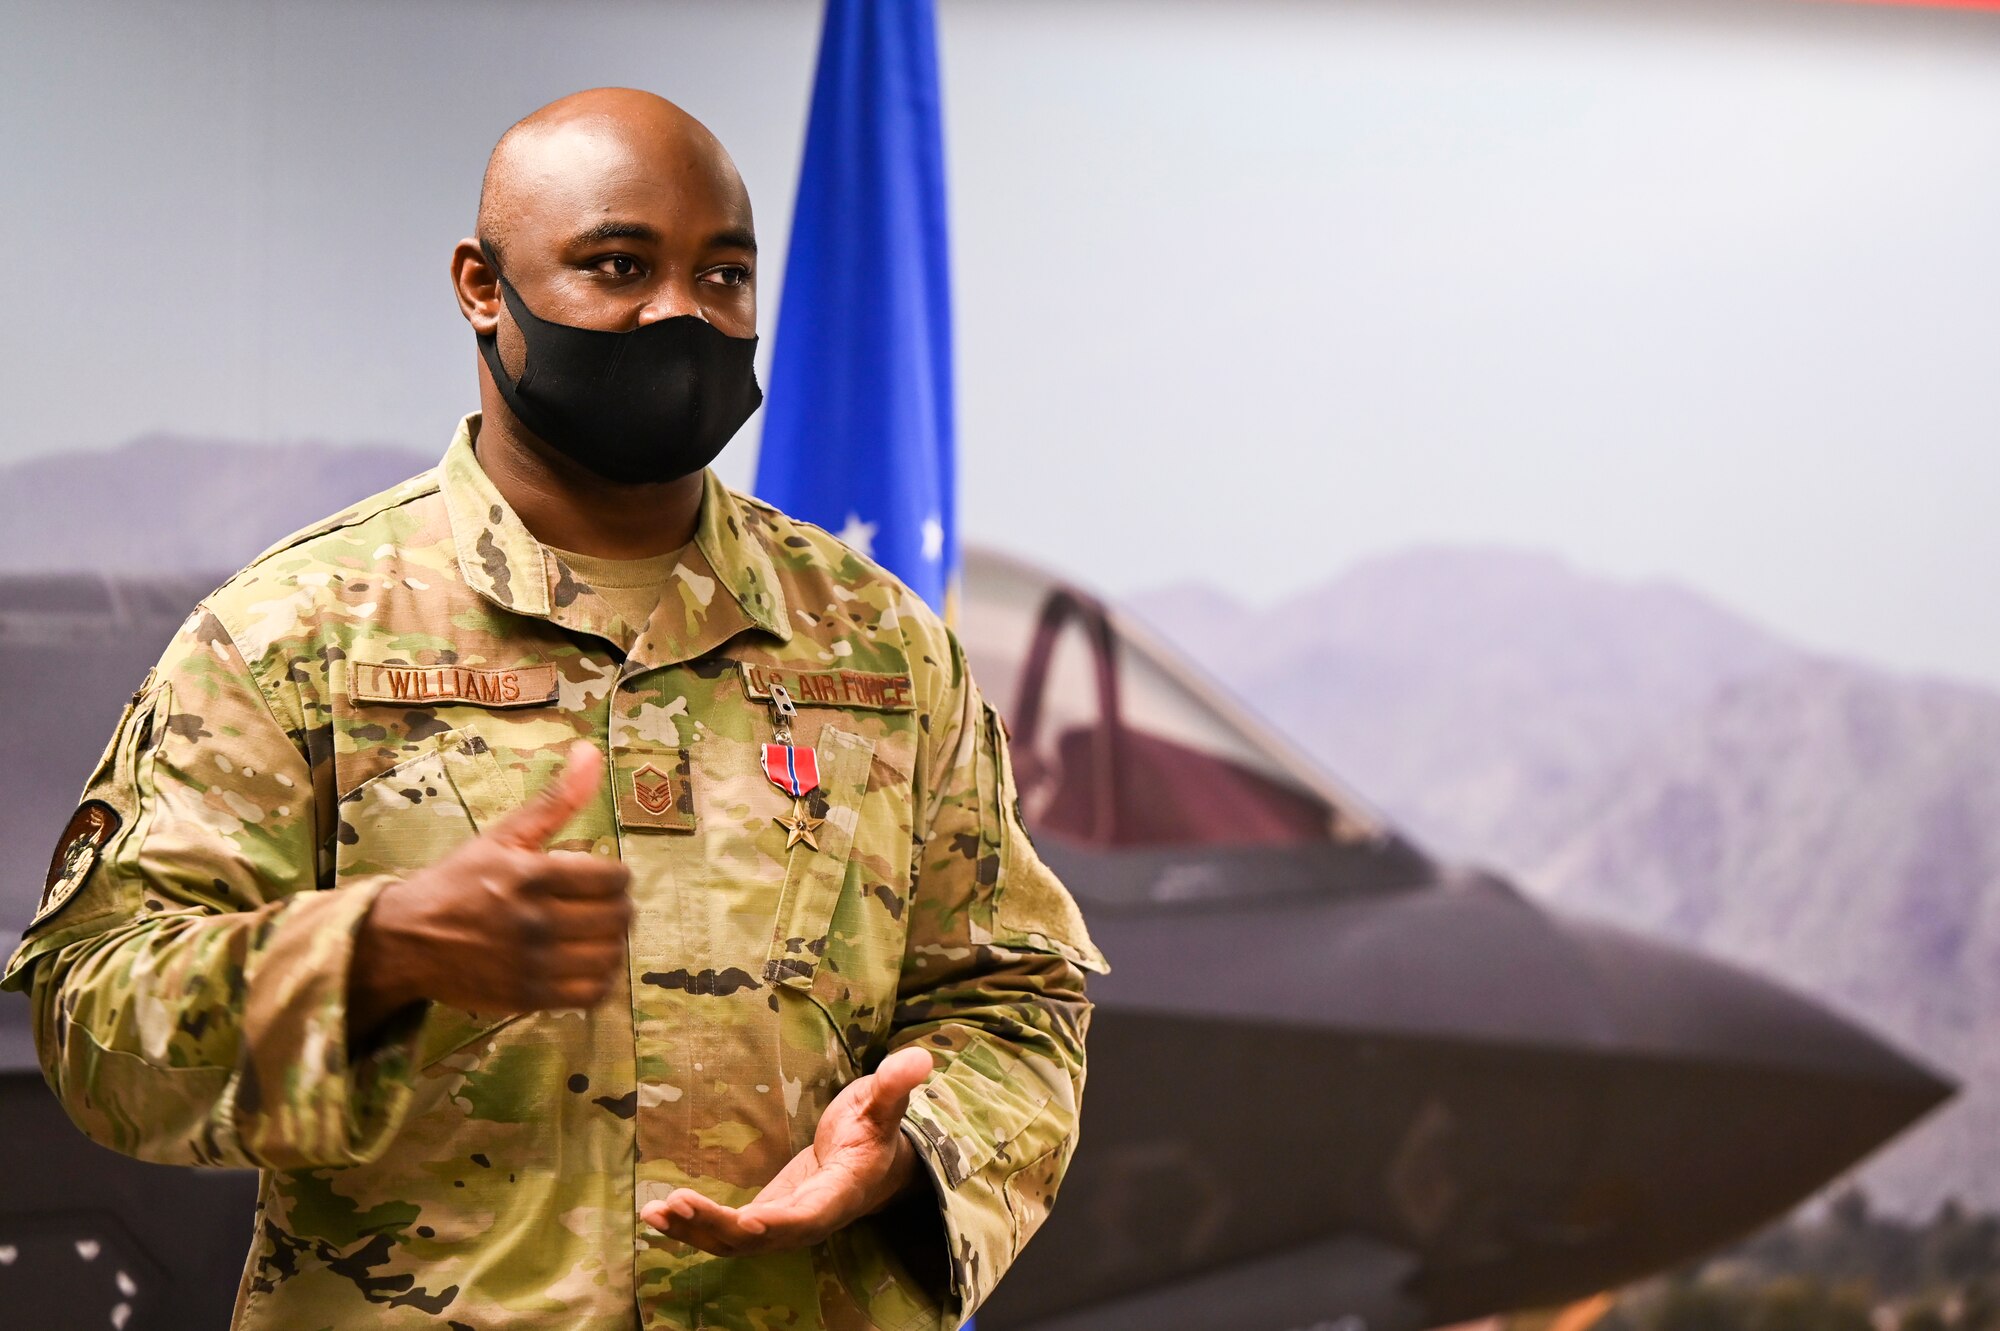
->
[33,799,122,928]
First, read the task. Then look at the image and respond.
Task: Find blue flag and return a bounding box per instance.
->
[763,14,969,1326]
[756,0,957,613]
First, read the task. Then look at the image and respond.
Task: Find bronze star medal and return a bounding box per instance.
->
[775,805,825,851]
[762,683,825,853]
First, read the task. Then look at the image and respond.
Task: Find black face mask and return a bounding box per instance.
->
[476,259,762,485]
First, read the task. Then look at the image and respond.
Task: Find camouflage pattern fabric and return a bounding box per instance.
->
[3,414,1106,1331]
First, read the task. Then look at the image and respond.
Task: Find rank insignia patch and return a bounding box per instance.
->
[613,749,696,833]
[632,764,676,815]
[35,800,120,927]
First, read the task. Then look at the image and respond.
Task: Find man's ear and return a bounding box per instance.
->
[451,238,501,333]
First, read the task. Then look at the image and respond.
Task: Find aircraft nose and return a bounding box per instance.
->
[1557,909,1952,1100]
[1058,862,1953,1322]
[1411,875,1954,1317]
[1306,866,1952,1105]
[1308,868,1955,1315]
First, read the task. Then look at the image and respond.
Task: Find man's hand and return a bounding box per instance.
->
[348,741,631,1037]
[641,1046,936,1256]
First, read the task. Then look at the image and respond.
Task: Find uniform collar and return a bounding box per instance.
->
[440,413,792,659]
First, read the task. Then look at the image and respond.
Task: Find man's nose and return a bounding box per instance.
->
[636,280,706,326]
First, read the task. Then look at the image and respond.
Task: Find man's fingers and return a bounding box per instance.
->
[642,1190,772,1257]
[530,850,632,901]
[735,1172,854,1246]
[726,1205,828,1253]
[489,742,604,849]
[536,973,616,1009]
[644,1189,762,1233]
[542,940,626,979]
[538,895,634,941]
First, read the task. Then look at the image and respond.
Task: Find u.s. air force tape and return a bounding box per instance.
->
[739,663,914,712]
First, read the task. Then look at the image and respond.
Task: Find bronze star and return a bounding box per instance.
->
[775,806,824,852]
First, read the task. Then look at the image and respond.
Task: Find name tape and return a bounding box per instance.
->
[351,662,559,708]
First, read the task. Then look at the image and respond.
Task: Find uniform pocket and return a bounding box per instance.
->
[762,727,888,1064]
[763,728,876,975]
[332,726,522,1069]
[333,726,512,879]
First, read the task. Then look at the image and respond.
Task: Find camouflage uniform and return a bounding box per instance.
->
[2,414,1105,1331]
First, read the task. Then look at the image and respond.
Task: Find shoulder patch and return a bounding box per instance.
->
[34,800,121,928]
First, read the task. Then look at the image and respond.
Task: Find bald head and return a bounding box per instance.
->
[472,86,748,265]
[476,88,750,271]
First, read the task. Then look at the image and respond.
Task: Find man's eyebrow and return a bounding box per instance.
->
[566,220,662,247]
[562,221,756,255]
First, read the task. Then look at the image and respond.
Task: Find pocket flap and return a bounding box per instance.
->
[763,727,877,988]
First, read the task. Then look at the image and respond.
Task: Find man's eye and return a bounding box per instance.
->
[702,266,752,288]
[593,255,641,278]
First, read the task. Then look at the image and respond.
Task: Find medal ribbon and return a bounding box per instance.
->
[762,743,821,798]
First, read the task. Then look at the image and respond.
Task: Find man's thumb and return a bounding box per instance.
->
[862,1047,934,1128]
[491,741,604,848]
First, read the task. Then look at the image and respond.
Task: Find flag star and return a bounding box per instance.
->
[921,516,944,562]
[835,513,877,557]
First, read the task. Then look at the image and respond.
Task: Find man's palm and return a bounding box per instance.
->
[641,1046,933,1256]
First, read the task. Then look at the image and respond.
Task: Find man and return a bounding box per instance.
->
[3,88,1104,1331]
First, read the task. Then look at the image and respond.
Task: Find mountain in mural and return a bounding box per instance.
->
[0,435,433,574]
[1128,550,1997,1212]
[1128,547,1803,862]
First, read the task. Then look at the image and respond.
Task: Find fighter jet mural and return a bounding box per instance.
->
[955,548,1952,1331]
[0,556,1953,1331]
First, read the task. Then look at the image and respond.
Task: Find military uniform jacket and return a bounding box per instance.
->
[3,415,1106,1331]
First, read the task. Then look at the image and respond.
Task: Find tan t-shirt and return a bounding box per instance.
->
[549,543,688,634]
